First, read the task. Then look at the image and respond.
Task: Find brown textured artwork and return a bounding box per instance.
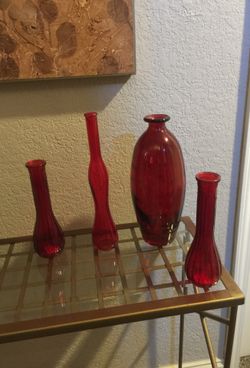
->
[0,0,135,81]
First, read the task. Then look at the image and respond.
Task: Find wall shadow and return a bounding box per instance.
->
[64,215,93,233]
[226,1,250,269]
[219,0,250,361]
[0,75,129,119]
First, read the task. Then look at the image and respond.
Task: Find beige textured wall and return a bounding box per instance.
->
[0,1,248,367]
[0,76,136,238]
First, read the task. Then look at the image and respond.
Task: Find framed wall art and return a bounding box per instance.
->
[0,0,135,81]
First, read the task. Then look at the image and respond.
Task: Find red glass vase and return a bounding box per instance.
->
[185,172,222,289]
[131,114,186,246]
[84,112,118,251]
[26,160,64,258]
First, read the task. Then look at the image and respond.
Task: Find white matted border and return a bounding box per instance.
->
[231,56,250,366]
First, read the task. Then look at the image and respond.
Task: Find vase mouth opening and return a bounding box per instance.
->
[25,159,46,168]
[144,114,170,123]
[84,112,97,118]
[196,172,221,183]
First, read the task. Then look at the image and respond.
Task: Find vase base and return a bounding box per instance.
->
[142,238,175,247]
[35,244,64,258]
[94,243,116,251]
[185,270,220,289]
[93,233,118,251]
[140,227,178,247]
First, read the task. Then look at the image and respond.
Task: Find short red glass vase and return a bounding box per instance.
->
[185,172,222,289]
[26,160,64,258]
[84,112,118,251]
[131,114,186,246]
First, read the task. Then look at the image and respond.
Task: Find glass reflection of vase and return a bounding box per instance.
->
[49,255,67,308]
[185,172,222,289]
[84,112,118,251]
[26,160,64,258]
[131,114,186,247]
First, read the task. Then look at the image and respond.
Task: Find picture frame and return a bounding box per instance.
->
[0,0,135,82]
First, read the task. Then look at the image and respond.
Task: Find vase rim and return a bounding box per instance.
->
[144,114,170,123]
[196,172,221,183]
[25,159,46,168]
[84,112,97,118]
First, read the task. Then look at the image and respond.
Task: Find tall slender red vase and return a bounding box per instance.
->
[26,160,64,258]
[131,114,186,246]
[185,172,222,288]
[84,112,118,251]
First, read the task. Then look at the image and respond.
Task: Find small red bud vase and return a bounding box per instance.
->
[185,172,222,289]
[84,112,118,251]
[26,160,64,258]
[131,114,186,246]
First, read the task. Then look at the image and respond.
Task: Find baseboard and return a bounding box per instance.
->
[159,358,223,368]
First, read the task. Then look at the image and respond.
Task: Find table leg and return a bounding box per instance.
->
[199,314,218,368]
[179,314,185,368]
[224,306,238,368]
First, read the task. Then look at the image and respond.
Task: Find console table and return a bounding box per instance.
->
[0,217,244,368]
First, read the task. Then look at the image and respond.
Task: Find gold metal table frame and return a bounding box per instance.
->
[0,217,244,368]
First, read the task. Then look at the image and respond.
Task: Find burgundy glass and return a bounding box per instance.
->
[131,114,186,246]
[26,160,64,258]
[185,172,222,289]
[84,112,118,251]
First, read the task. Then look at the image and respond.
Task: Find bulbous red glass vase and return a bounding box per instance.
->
[26,160,64,258]
[185,172,222,289]
[84,112,118,251]
[131,114,186,246]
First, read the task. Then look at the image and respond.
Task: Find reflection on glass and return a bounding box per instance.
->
[101,276,123,293]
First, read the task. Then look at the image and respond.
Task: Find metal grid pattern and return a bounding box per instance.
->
[0,221,224,323]
[0,218,244,344]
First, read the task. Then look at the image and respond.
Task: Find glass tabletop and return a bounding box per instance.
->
[0,218,244,343]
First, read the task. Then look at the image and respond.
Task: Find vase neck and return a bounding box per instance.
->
[144,114,170,132]
[195,173,220,240]
[148,122,166,131]
[27,162,54,217]
[85,112,102,160]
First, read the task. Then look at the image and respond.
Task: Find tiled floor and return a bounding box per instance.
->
[240,356,250,368]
